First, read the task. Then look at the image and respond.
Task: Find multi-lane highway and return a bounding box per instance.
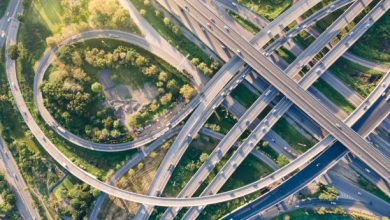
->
[134,1,329,217]
[3,0,389,215]
[224,84,390,219]
[0,137,40,220]
[176,0,390,181]
[159,0,378,218]
[34,29,206,152]
[172,1,390,218]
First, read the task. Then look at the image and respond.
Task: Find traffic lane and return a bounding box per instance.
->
[180,0,390,180]
[223,143,347,220]
[223,88,390,219]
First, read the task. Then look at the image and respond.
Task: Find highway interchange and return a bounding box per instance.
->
[0,0,389,219]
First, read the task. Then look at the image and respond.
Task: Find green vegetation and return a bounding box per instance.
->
[314,78,356,114]
[131,0,220,77]
[237,0,292,20]
[53,176,99,219]
[316,183,339,201]
[199,155,273,219]
[231,83,258,108]
[273,117,314,153]
[163,135,219,196]
[43,38,195,141]
[277,46,296,64]
[42,58,130,143]
[0,0,9,17]
[206,107,238,134]
[16,1,138,181]
[228,10,260,34]
[350,11,390,65]
[7,44,20,60]
[330,58,383,97]
[257,141,289,167]
[357,176,390,203]
[273,207,376,220]
[0,173,18,219]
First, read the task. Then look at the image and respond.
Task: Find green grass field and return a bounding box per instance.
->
[314,78,356,114]
[350,11,390,65]
[273,117,314,153]
[131,0,213,66]
[228,10,260,34]
[330,58,383,97]
[237,0,292,20]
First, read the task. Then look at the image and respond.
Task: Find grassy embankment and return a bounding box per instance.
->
[237,0,292,20]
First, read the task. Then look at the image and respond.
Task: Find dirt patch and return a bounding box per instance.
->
[99,69,158,131]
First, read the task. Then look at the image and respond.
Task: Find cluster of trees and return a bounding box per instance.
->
[47,0,139,46]
[57,180,100,220]
[88,0,136,30]
[81,45,195,129]
[138,0,220,77]
[0,173,17,218]
[11,141,49,185]
[41,53,129,143]
[191,57,220,77]
[317,183,339,201]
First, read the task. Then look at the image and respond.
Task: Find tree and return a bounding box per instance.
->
[150,151,158,158]
[128,112,142,127]
[7,44,20,60]
[163,17,171,26]
[166,79,179,94]
[158,71,169,82]
[318,184,339,201]
[191,57,200,66]
[160,93,172,105]
[180,84,195,101]
[135,55,148,67]
[210,59,220,70]
[91,82,103,93]
[143,65,158,77]
[137,162,144,170]
[128,169,136,177]
[276,155,289,167]
[140,9,146,16]
[57,45,73,64]
[197,62,213,76]
[199,153,209,163]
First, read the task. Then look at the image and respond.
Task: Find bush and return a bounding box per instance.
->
[7,44,20,60]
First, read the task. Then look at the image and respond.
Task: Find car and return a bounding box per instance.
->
[224,25,230,31]
[357,191,362,195]
[210,17,215,23]
[236,49,241,54]
[1,31,5,38]
[365,168,371,173]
